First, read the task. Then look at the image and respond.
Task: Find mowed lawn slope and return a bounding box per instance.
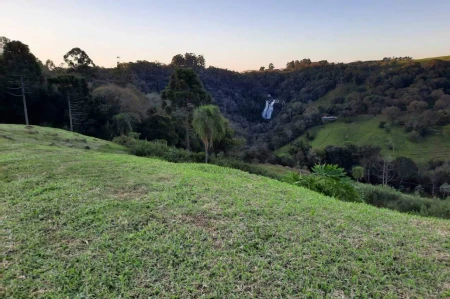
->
[1,125,449,298]
[0,124,127,154]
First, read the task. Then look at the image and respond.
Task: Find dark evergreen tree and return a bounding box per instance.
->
[161,68,211,151]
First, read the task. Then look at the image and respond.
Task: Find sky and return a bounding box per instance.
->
[1,0,449,71]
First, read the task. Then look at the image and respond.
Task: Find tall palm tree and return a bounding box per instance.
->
[192,105,227,163]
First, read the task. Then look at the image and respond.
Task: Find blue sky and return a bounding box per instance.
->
[1,0,449,71]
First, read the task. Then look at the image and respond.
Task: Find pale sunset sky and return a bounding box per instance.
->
[1,0,449,71]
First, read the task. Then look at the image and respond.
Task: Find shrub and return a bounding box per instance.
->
[278,154,296,167]
[211,157,271,177]
[356,183,450,219]
[128,140,199,163]
[443,125,450,138]
[305,131,315,141]
[283,172,302,184]
[387,141,394,150]
[284,164,361,202]
[191,152,207,163]
[408,131,420,142]
[129,140,158,156]
[440,183,450,197]
[115,137,273,177]
[403,125,413,133]
[112,135,138,147]
[128,132,141,139]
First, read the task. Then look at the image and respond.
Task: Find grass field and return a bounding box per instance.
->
[0,124,127,154]
[252,163,298,179]
[277,116,450,163]
[1,124,450,298]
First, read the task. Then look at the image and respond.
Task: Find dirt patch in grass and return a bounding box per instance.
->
[331,290,346,298]
[410,219,450,237]
[61,238,91,249]
[201,202,223,215]
[179,214,225,249]
[180,214,210,229]
[408,220,450,266]
[24,130,39,134]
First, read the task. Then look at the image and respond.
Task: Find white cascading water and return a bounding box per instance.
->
[262,100,270,119]
[266,100,277,119]
[262,95,279,120]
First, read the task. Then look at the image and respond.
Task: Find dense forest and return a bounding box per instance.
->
[1,37,449,198]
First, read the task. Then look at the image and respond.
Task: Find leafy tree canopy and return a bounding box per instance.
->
[63,47,96,70]
[48,74,87,91]
[170,53,205,69]
[2,40,41,77]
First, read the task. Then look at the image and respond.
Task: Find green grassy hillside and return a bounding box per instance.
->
[414,55,450,63]
[277,116,450,163]
[0,124,127,154]
[1,125,449,298]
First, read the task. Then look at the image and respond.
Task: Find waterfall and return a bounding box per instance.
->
[262,100,270,119]
[262,99,277,120]
[266,100,275,119]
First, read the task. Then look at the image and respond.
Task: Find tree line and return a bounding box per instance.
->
[1,38,449,197]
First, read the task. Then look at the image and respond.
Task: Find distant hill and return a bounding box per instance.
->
[276,115,450,163]
[1,124,449,297]
[414,55,450,63]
